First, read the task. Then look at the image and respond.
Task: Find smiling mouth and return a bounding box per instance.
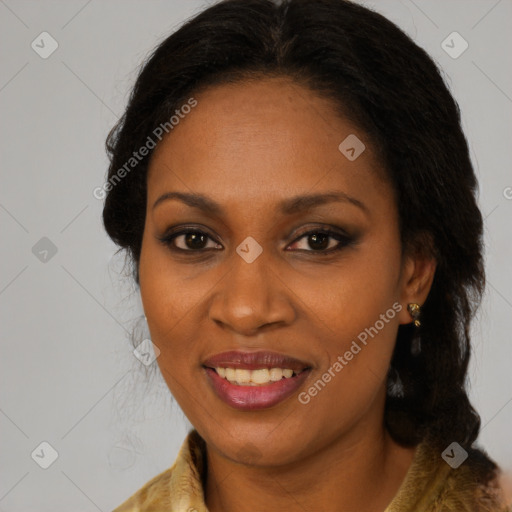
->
[201,350,312,409]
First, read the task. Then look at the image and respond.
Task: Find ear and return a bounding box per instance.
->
[397,234,437,326]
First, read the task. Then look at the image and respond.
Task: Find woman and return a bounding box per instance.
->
[103,0,509,510]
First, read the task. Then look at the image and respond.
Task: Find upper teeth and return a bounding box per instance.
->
[216,367,296,385]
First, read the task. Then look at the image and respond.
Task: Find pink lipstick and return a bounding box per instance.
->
[202,351,311,411]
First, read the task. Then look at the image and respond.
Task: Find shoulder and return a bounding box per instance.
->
[437,450,509,511]
[498,471,512,511]
[111,430,207,512]
[112,466,175,511]
[388,437,510,511]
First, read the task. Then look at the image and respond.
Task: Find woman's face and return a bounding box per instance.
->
[139,77,423,466]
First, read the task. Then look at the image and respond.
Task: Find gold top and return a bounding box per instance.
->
[112,429,509,512]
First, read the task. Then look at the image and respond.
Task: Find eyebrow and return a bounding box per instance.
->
[152,190,369,216]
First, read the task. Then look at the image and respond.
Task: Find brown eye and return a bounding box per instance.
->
[181,232,209,250]
[158,229,221,252]
[306,233,330,251]
[288,229,353,253]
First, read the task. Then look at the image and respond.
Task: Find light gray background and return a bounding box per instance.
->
[1,1,511,510]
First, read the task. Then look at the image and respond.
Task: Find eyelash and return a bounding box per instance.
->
[157,226,354,256]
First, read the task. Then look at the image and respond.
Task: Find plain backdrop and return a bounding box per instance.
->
[1,1,511,510]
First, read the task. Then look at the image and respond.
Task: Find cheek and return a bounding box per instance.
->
[138,250,199,404]
[307,238,402,341]
[138,238,194,358]
[139,229,200,323]
[138,235,225,397]
[303,233,402,391]
[299,290,400,431]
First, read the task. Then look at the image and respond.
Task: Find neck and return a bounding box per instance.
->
[204,421,416,512]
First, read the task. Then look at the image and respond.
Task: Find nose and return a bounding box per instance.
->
[208,249,296,336]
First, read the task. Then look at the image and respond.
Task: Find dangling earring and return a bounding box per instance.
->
[407,303,421,327]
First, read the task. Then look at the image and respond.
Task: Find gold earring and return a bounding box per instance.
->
[407,303,421,327]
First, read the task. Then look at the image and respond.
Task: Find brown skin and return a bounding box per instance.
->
[139,77,437,512]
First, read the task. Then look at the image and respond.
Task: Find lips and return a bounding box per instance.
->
[202,350,312,410]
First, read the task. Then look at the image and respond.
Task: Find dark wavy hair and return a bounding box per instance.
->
[102,0,496,478]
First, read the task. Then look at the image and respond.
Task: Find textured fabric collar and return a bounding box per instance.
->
[113,429,508,512]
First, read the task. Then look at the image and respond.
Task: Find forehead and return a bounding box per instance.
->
[147,77,389,211]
